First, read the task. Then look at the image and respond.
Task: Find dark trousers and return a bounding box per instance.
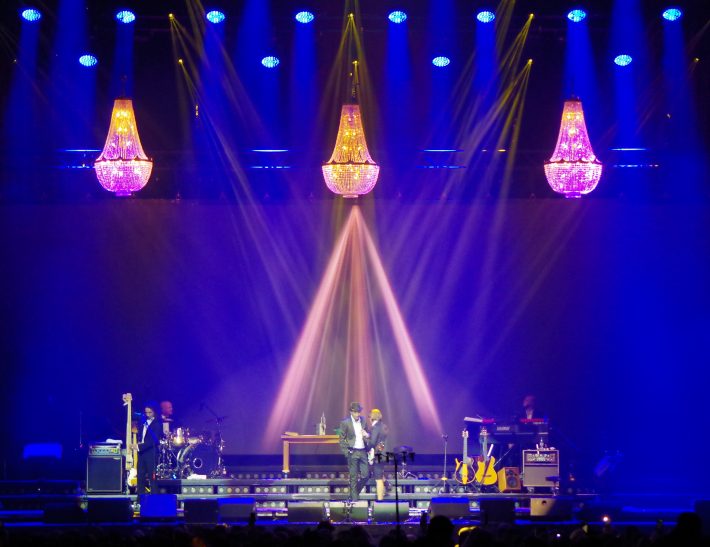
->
[346,449,369,500]
[137,449,157,495]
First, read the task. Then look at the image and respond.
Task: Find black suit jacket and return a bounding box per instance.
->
[138,419,162,462]
[338,415,370,456]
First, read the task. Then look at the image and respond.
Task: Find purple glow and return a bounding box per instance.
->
[544,99,602,198]
[94,99,153,196]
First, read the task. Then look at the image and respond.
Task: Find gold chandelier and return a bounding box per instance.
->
[322,61,380,198]
[94,98,153,197]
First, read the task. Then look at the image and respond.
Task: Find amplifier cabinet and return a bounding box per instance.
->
[87,455,124,493]
[522,450,559,488]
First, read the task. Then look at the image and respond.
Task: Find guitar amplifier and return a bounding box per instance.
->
[498,467,521,492]
[88,443,122,456]
[522,450,559,488]
[87,455,124,493]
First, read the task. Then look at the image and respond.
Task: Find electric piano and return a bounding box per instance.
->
[464,417,549,445]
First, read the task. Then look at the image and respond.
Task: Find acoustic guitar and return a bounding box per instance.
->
[454,430,474,484]
[473,426,498,485]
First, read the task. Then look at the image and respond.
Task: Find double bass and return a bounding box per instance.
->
[122,393,138,491]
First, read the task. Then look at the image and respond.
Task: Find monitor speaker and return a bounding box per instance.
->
[287,501,326,522]
[694,500,710,536]
[429,497,470,519]
[219,498,255,522]
[498,467,521,492]
[86,455,124,493]
[139,494,178,520]
[184,499,219,523]
[530,497,572,519]
[480,498,515,524]
[372,501,409,522]
[329,500,368,522]
[43,501,86,523]
[88,498,133,522]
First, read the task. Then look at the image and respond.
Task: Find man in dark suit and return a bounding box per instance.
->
[368,408,389,500]
[338,402,370,501]
[134,402,162,495]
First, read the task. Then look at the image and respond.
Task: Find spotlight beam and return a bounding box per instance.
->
[264,207,442,448]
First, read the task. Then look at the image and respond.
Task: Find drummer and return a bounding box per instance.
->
[160,400,179,437]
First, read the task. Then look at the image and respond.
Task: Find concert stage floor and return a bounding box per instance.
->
[0,474,702,530]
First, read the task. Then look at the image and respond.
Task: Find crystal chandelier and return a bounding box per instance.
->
[544,98,602,198]
[322,62,380,198]
[95,98,153,197]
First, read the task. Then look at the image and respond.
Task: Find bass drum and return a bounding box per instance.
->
[178,443,219,477]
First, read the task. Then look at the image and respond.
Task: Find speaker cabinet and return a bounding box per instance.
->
[219,498,255,522]
[498,467,521,492]
[429,497,470,519]
[86,455,124,493]
[694,500,710,536]
[522,450,560,488]
[287,501,326,522]
[184,499,219,523]
[329,500,368,522]
[88,498,133,522]
[530,497,572,519]
[372,501,409,522]
[140,494,178,520]
[43,501,86,523]
[480,498,515,524]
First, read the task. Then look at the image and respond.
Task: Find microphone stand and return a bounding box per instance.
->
[202,402,228,476]
[386,448,414,532]
[435,434,450,494]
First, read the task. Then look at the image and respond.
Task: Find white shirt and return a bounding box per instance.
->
[142,418,154,443]
[352,416,365,449]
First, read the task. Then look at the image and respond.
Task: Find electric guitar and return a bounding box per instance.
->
[122,393,138,489]
[454,430,474,484]
[474,426,498,485]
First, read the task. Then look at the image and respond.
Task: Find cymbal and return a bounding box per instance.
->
[393,445,413,453]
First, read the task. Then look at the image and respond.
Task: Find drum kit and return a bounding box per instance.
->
[156,425,227,479]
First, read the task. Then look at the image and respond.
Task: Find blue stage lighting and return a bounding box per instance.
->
[567,9,587,23]
[261,56,280,69]
[476,10,496,23]
[206,10,226,24]
[432,56,451,67]
[295,11,315,24]
[614,54,633,67]
[388,10,407,24]
[21,8,42,22]
[115,10,136,24]
[662,8,682,21]
[79,54,98,67]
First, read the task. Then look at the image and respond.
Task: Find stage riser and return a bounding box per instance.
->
[154,479,488,497]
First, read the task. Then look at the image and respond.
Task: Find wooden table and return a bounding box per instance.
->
[280,434,340,475]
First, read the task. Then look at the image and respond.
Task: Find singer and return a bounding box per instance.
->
[338,402,370,501]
